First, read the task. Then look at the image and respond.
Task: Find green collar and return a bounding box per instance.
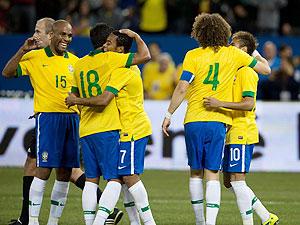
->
[44,46,69,58]
[89,49,104,56]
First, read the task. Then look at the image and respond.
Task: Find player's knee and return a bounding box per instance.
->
[122,174,140,187]
[24,156,37,176]
[70,168,84,183]
[56,168,72,181]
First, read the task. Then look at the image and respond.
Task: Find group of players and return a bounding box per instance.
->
[2,12,279,225]
[3,18,155,225]
[162,13,279,225]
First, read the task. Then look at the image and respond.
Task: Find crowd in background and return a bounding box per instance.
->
[1,0,300,100]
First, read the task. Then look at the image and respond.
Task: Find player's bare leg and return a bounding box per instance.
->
[123,175,155,225]
[204,169,221,225]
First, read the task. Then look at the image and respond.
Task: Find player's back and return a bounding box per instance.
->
[114,66,152,141]
[183,45,256,125]
[73,50,133,137]
[226,66,259,145]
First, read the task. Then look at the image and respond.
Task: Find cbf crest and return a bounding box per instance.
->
[68,64,74,73]
[42,151,48,162]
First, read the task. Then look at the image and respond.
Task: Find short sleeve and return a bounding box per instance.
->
[105,68,135,95]
[233,46,257,69]
[240,68,258,98]
[16,51,34,77]
[107,52,135,69]
[71,64,80,94]
[180,51,195,83]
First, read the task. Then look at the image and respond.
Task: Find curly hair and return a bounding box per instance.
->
[232,31,258,55]
[191,13,231,52]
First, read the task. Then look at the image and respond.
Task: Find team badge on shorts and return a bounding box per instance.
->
[42,151,48,162]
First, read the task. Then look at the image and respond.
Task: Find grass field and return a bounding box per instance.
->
[0,168,299,225]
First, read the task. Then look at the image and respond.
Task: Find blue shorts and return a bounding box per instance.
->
[118,136,149,176]
[80,131,120,180]
[36,113,80,168]
[184,122,226,171]
[222,144,254,173]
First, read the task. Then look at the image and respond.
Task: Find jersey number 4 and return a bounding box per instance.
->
[79,70,102,97]
[203,63,220,91]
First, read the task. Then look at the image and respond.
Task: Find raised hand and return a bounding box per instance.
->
[119,29,138,39]
[21,37,39,53]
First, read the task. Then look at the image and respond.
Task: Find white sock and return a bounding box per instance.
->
[206,180,220,225]
[93,181,122,225]
[231,181,253,225]
[47,180,70,225]
[29,177,47,225]
[82,182,98,225]
[247,186,270,223]
[189,177,205,225]
[123,184,141,225]
[128,180,156,225]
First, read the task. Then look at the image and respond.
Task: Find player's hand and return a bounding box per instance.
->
[162,117,171,137]
[119,29,138,39]
[21,37,39,53]
[203,96,222,109]
[65,92,77,108]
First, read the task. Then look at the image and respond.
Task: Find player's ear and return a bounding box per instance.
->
[116,46,124,53]
[49,31,54,40]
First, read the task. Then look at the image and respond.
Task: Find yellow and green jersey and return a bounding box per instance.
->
[106,66,152,142]
[72,49,134,138]
[226,67,259,145]
[17,46,79,113]
[180,46,257,125]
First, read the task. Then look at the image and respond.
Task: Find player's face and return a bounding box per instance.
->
[33,21,50,48]
[51,23,72,55]
[103,33,118,52]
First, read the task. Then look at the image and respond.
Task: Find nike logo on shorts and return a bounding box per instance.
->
[118,166,126,170]
[229,163,238,167]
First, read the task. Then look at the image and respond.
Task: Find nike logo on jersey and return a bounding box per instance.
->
[118,166,126,170]
[42,64,48,67]
[229,163,238,167]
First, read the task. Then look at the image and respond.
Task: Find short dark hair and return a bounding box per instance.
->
[90,23,114,49]
[232,31,258,55]
[192,13,231,52]
[112,30,133,53]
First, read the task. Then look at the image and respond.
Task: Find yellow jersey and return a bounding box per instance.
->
[180,46,257,125]
[72,49,134,138]
[106,66,152,142]
[17,46,79,113]
[226,67,259,145]
[143,61,176,100]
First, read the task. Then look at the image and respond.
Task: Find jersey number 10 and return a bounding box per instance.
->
[79,70,102,97]
[203,63,220,91]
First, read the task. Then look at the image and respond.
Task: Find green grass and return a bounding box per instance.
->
[0,168,299,225]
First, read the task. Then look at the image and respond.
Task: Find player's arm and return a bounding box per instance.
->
[203,96,254,111]
[2,37,38,78]
[162,80,189,136]
[251,50,271,75]
[119,29,151,65]
[65,91,114,108]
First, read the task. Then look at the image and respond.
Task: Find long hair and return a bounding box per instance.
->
[191,13,231,52]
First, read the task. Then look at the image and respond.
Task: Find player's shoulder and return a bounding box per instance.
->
[237,66,258,80]
[66,51,79,60]
[186,47,202,56]
[23,48,44,59]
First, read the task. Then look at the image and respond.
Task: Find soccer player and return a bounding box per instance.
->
[3,18,122,225]
[2,20,80,225]
[161,13,270,225]
[203,31,279,225]
[66,30,156,225]
[66,24,150,225]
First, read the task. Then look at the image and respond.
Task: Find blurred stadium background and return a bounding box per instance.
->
[0,0,300,224]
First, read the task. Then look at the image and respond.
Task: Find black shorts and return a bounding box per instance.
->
[27,128,36,158]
